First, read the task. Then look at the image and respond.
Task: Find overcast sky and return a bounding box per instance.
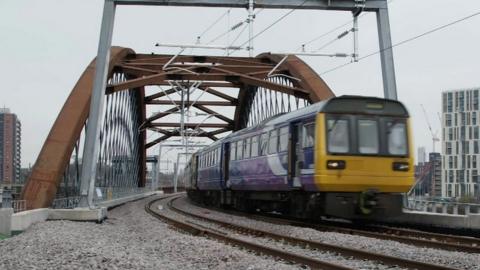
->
[1,0,480,167]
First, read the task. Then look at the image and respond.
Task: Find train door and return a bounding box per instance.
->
[289,123,304,188]
[222,142,231,188]
[193,155,199,189]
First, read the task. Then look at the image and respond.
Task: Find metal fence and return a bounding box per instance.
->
[51,197,81,209]
[406,198,480,215]
[92,187,151,204]
[50,187,151,209]
[12,200,26,213]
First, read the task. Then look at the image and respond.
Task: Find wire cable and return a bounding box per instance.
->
[320,9,480,75]
[296,0,397,52]
[197,9,231,42]
[236,0,309,48]
[226,24,250,56]
[297,14,365,51]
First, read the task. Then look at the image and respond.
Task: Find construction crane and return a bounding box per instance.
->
[421,104,440,153]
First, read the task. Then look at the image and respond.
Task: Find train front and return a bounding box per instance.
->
[314,97,414,219]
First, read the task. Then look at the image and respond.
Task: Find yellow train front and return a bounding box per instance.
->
[187,96,414,221]
[312,96,414,219]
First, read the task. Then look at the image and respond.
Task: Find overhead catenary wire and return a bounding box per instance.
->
[207,8,264,45]
[297,14,366,52]
[234,0,309,50]
[320,9,480,75]
[312,28,354,53]
[196,9,232,43]
[226,24,250,56]
[295,0,396,52]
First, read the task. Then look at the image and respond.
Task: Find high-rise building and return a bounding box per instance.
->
[413,152,441,198]
[0,108,21,186]
[429,152,442,197]
[441,87,480,198]
[417,147,426,165]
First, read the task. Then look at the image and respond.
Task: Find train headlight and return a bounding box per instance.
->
[392,162,409,171]
[327,160,346,170]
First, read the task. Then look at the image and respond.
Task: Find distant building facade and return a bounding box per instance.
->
[429,152,442,197]
[417,147,426,165]
[0,108,21,186]
[442,87,480,198]
[413,152,442,198]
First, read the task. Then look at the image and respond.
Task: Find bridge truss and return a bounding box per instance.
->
[22,48,334,209]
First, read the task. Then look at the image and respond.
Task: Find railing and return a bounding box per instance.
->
[12,200,26,213]
[93,187,151,204]
[406,198,480,215]
[50,187,152,209]
[51,196,81,209]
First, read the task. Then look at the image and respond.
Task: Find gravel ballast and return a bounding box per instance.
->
[175,196,480,270]
[0,196,300,270]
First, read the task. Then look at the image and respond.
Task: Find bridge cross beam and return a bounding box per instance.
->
[79,0,397,207]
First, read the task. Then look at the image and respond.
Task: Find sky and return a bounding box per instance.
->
[1,0,480,168]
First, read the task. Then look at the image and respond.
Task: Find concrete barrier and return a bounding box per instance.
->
[7,191,163,234]
[97,191,160,209]
[49,207,107,222]
[0,208,13,236]
[11,208,49,233]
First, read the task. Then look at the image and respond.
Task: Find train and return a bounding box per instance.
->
[183,95,414,220]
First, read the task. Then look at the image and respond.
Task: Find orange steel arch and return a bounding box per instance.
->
[22,47,136,209]
[22,47,334,209]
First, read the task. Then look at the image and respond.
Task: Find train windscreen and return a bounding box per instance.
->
[326,116,408,157]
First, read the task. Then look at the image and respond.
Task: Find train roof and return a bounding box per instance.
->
[267,95,409,126]
[198,95,408,151]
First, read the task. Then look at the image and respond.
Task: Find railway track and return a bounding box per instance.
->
[188,198,480,254]
[146,195,352,270]
[241,212,480,254]
[147,194,459,270]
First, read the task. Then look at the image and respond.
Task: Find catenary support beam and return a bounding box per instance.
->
[376,7,398,100]
[114,0,386,12]
[78,0,116,208]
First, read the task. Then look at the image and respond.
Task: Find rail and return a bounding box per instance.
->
[146,195,353,270]
[155,195,457,270]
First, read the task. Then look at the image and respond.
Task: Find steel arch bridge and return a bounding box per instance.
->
[21,47,334,209]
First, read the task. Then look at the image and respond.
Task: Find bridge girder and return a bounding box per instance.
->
[22,47,334,209]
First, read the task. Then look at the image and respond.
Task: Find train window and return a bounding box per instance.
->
[327,119,349,153]
[237,140,244,160]
[303,124,315,148]
[260,133,268,155]
[268,129,278,154]
[218,148,222,163]
[358,119,379,154]
[244,138,251,159]
[279,127,289,152]
[231,142,237,161]
[251,136,259,157]
[387,121,407,155]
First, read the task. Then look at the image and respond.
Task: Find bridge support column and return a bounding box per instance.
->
[376,5,398,100]
[79,0,116,208]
